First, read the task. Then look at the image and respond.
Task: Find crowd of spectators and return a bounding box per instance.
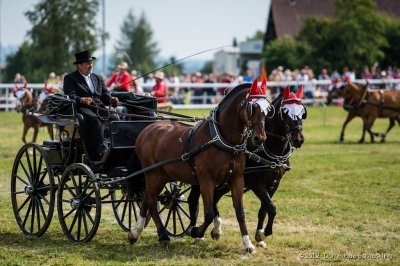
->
[10,64,400,106]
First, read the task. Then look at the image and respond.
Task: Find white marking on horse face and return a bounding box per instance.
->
[242,235,256,253]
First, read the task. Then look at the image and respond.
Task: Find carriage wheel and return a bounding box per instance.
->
[111,187,144,232]
[11,143,55,237]
[158,182,193,237]
[57,163,101,242]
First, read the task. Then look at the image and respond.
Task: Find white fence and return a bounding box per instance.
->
[1,79,399,111]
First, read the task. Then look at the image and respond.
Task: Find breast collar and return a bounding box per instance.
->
[208,107,248,153]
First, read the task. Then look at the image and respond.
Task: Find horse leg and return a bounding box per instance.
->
[365,116,377,143]
[187,185,200,230]
[32,126,39,143]
[229,177,255,254]
[340,112,356,142]
[22,124,29,144]
[47,124,54,140]
[252,187,275,248]
[210,185,230,240]
[189,181,215,240]
[128,190,149,244]
[380,118,395,143]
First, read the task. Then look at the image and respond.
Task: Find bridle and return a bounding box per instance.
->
[209,99,265,153]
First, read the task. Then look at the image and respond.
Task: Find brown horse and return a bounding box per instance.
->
[16,89,53,143]
[129,82,267,253]
[342,82,400,143]
[327,85,398,143]
[187,85,306,248]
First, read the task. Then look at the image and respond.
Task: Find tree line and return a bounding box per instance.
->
[263,0,400,76]
[2,0,400,83]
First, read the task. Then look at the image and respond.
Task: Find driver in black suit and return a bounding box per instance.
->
[63,50,119,160]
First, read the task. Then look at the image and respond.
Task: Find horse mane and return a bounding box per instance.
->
[218,83,250,110]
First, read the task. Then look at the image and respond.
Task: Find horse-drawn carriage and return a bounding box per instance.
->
[10,80,306,253]
[11,92,194,242]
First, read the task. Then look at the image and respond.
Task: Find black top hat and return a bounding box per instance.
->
[73,50,96,64]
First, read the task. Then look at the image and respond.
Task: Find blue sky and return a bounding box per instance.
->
[1,0,270,60]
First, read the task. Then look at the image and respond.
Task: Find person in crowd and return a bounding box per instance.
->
[13,73,28,100]
[318,68,330,93]
[63,50,119,161]
[151,71,168,103]
[130,70,143,94]
[191,72,205,104]
[204,73,217,104]
[168,71,184,104]
[39,72,60,104]
[106,61,131,92]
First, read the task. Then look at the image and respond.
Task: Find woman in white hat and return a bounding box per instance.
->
[106,61,131,92]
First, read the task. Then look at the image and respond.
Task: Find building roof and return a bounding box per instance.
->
[265,0,400,42]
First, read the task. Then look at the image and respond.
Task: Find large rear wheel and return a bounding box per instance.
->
[57,163,101,242]
[11,143,55,237]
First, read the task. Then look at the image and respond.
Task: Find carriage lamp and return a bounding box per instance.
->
[60,130,70,141]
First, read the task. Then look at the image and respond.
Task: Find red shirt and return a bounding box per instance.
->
[152,81,168,103]
[106,71,131,91]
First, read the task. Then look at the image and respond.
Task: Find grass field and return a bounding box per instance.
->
[0,106,399,265]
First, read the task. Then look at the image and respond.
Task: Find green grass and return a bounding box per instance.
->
[0,106,399,265]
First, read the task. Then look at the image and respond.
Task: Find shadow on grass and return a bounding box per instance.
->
[0,230,241,263]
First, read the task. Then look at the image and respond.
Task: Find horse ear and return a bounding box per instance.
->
[296,85,304,99]
[283,85,290,99]
[250,78,258,92]
[260,78,267,95]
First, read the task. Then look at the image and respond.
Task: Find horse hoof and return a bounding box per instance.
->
[256,241,267,248]
[128,231,138,244]
[255,230,266,242]
[210,230,220,241]
[245,247,256,254]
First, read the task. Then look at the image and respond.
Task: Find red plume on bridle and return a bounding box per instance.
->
[282,85,303,105]
[247,78,267,101]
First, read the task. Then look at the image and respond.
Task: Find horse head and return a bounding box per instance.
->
[279,85,306,148]
[217,79,267,147]
[16,89,34,113]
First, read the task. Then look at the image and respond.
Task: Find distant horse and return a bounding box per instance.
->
[187,85,306,248]
[16,89,53,143]
[342,82,400,143]
[327,85,398,143]
[129,81,267,253]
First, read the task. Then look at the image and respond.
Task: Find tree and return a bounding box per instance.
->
[262,0,394,75]
[8,0,100,82]
[380,15,400,68]
[2,42,33,83]
[112,10,159,76]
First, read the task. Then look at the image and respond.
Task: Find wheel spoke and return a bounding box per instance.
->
[164,208,173,228]
[176,205,186,232]
[172,206,177,235]
[25,150,34,182]
[177,204,191,219]
[22,199,33,227]
[82,211,89,236]
[37,169,49,187]
[63,207,76,219]
[15,174,30,186]
[37,193,50,206]
[30,197,36,233]
[82,208,95,225]
[35,197,41,231]
[19,160,32,184]
[179,186,192,196]
[36,196,47,221]
[121,201,129,224]
[17,196,31,214]
[77,211,82,241]
[32,148,37,183]
[68,210,79,234]
[63,179,77,198]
